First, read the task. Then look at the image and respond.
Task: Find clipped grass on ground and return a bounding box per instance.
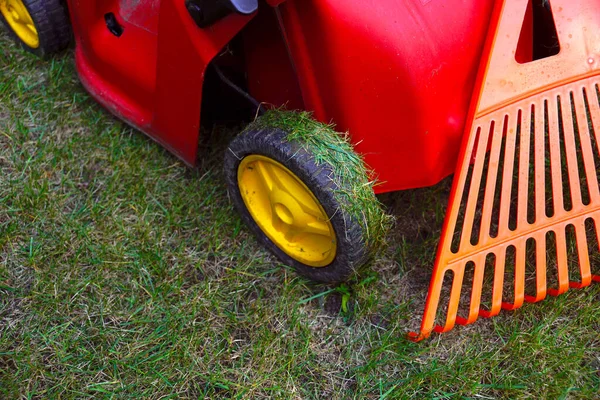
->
[1,34,599,398]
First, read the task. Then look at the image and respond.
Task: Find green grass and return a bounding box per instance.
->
[249,110,394,257]
[1,34,599,399]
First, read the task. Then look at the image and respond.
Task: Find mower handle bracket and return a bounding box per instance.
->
[185,0,258,28]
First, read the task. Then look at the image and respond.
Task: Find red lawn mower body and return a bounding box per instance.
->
[65,0,495,193]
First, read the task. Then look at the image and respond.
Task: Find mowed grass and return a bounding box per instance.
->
[1,33,599,399]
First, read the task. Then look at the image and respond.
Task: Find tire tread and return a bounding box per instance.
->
[224,126,373,283]
[1,0,71,58]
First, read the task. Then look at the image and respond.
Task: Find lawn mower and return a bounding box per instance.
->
[2,0,600,340]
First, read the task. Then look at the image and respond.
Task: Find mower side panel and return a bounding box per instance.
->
[268,0,495,193]
[66,0,253,165]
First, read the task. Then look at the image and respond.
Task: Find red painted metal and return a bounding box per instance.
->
[65,0,494,193]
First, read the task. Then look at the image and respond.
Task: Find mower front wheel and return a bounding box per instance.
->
[0,0,71,57]
[224,113,391,283]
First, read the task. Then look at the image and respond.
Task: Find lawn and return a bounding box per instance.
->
[1,33,599,399]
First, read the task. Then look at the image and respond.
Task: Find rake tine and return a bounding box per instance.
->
[457,254,486,325]
[459,121,493,251]
[593,215,600,283]
[573,88,600,201]
[479,115,506,245]
[560,91,584,208]
[525,232,547,303]
[480,248,505,318]
[407,266,450,340]
[435,265,465,333]
[548,227,569,296]
[571,220,592,288]
[547,95,565,218]
[533,101,547,224]
[585,84,600,160]
[517,105,532,228]
[502,240,526,310]
[446,126,482,246]
[498,111,519,238]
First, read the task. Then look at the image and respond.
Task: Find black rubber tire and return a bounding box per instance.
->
[224,127,370,283]
[0,0,71,58]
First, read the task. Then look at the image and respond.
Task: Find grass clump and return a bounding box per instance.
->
[247,110,394,256]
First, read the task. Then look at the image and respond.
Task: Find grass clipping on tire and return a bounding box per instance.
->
[248,110,394,258]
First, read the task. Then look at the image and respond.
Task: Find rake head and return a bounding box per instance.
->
[409,0,600,340]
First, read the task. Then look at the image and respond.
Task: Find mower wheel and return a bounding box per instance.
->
[224,112,390,283]
[0,0,71,58]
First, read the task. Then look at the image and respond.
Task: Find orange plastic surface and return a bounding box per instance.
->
[409,0,600,341]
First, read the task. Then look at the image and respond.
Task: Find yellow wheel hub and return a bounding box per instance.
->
[238,155,337,267]
[0,0,39,48]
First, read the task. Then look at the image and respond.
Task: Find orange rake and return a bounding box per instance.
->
[409,0,600,341]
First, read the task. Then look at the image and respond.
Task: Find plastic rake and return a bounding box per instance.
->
[409,0,600,341]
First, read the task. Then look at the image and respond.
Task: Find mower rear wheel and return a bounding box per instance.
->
[224,115,387,283]
[0,0,71,57]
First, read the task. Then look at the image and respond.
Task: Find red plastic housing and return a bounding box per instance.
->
[66,0,495,193]
[66,0,253,166]
[246,0,495,193]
